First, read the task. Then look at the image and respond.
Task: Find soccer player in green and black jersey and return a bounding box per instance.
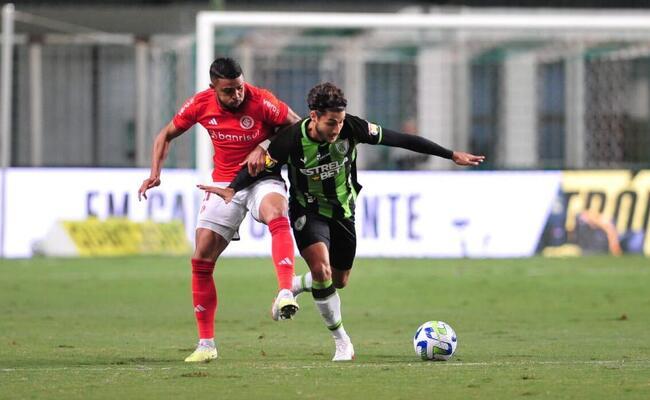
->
[198,82,485,361]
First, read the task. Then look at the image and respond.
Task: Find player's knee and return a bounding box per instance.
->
[193,229,227,261]
[259,194,288,223]
[310,263,332,282]
[333,275,349,289]
[193,247,217,261]
[194,240,214,259]
[260,208,286,225]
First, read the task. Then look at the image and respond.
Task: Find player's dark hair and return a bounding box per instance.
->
[307,82,347,114]
[209,57,243,80]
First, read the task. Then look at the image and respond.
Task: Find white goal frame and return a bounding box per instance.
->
[195,10,650,177]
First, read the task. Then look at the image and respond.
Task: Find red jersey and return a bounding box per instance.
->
[173,83,289,182]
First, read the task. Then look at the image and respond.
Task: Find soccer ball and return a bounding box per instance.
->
[413,321,458,361]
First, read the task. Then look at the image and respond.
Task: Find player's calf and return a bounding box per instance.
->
[291,273,312,297]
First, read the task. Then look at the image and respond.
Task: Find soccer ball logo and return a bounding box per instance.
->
[413,321,457,361]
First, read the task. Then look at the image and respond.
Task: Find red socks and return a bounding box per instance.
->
[189,217,291,339]
[268,217,294,290]
[191,258,216,339]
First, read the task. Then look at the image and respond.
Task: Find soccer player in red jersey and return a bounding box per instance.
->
[137,58,301,362]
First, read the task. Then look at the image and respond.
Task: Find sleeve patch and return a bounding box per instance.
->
[177,97,194,116]
[264,154,277,169]
[368,122,380,136]
[263,99,281,118]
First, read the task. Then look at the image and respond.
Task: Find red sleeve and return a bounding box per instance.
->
[259,89,289,126]
[172,96,197,131]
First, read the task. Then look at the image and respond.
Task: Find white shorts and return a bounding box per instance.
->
[195,178,287,242]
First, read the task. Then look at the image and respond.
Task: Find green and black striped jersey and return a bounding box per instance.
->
[267,114,383,220]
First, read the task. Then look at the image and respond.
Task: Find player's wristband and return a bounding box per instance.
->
[258,139,271,151]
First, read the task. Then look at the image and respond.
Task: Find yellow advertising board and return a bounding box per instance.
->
[541,170,650,256]
[61,219,191,257]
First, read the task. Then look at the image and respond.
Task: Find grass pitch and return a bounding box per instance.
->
[1,256,649,399]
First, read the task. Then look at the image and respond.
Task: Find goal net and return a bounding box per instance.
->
[195,9,650,175]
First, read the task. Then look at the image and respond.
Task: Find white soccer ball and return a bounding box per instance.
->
[413,320,458,361]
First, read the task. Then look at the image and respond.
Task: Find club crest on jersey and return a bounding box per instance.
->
[334,139,349,155]
[240,115,254,129]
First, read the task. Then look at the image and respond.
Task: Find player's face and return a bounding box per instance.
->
[311,110,345,143]
[211,76,245,110]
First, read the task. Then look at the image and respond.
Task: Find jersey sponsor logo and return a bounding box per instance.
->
[240,115,255,129]
[300,157,348,181]
[316,152,331,161]
[263,99,280,118]
[334,139,349,156]
[208,118,218,126]
[368,122,380,136]
[210,130,260,142]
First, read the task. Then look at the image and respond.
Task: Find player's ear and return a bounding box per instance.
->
[309,110,318,121]
[209,83,215,89]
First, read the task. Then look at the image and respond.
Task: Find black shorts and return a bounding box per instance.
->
[289,202,356,271]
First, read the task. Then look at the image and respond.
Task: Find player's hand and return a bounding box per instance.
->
[240,145,267,176]
[138,176,161,201]
[197,184,235,204]
[452,152,485,166]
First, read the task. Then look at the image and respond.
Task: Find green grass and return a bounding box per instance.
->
[1,256,649,399]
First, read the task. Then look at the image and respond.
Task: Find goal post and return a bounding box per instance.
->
[195,10,650,176]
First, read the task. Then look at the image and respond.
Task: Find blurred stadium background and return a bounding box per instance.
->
[2,0,650,258]
[4,1,650,170]
[2,2,650,399]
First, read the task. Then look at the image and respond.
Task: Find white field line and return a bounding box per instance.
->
[1,359,649,373]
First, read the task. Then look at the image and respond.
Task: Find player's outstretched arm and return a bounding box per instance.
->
[234,154,280,191]
[379,129,485,166]
[138,121,185,201]
[197,155,280,203]
[196,165,271,204]
[196,184,235,204]
[203,125,292,201]
[451,151,485,166]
